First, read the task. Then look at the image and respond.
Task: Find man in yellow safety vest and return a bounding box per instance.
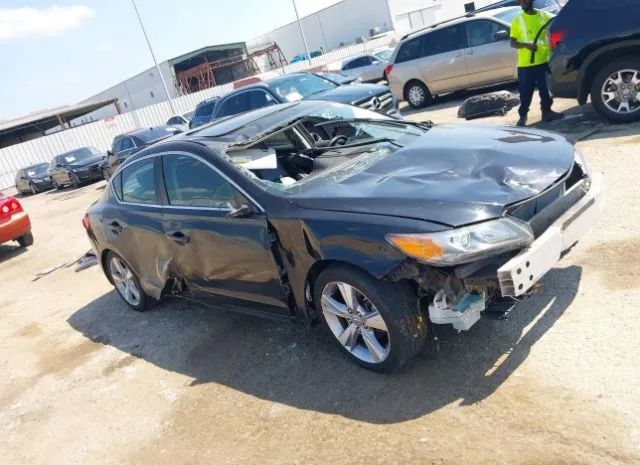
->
[510,0,564,126]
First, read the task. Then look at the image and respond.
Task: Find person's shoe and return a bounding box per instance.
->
[542,110,564,122]
[516,117,527,127]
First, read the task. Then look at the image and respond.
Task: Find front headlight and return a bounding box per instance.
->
[386,217,534,266]
[574,148,589,174]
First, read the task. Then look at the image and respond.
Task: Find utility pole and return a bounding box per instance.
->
[130,0,176,113]
[291,0,312,63]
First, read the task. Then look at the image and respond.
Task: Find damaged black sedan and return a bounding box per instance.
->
[84,101,604,371]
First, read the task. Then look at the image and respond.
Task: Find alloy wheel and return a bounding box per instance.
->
[109,256,141,307]
[408,85,425,107]
[30,183,37,195]
[601,69,640,115]
[321,281,390,364]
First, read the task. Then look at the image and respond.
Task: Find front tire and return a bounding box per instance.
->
[314,264,427,372]
[29,182,38,195]
[105,251,156,312]
[591,57,640,123]
[70,173,80,189]
[404,80,432,109]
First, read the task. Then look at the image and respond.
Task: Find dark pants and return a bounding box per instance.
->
[517,63,552,119]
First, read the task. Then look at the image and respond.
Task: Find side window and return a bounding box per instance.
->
[248,90,277,110]
[342,60,354,71]
[217,93,253,118]
[162,154,236,208]
[121,158,157,205]
[396,37,423,63]
[467,20,507,47]
[112,139,123,153]
[121,138,134,151]
[111,173,123,200]
[167,117,178,125]
[422,25,466,57]
[194,102,215,118]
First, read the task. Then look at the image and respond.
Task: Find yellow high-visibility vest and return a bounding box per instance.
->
[510,10,553,68]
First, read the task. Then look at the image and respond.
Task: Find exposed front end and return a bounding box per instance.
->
[387,159,604,332]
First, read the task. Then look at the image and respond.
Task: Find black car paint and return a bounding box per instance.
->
[189,73,397,129]
[49,152,105,187]
[86,101,576,324]
[548,0,640,102]
[15,163,53,194]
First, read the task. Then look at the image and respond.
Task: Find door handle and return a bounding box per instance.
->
[109,221,123,235]
[166,230,190,245]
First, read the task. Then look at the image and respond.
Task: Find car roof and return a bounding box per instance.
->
[119,126,169,138]
[399,7,513,41]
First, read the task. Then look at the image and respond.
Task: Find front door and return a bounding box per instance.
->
[159,152,289,317]
[464,19,516,86]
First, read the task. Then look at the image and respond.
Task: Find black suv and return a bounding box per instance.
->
[549,0,640,122]
[188,72,399,129]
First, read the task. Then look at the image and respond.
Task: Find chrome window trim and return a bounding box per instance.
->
[111,150,265,213]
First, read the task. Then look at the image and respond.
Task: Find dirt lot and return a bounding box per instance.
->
[1,95,639,465]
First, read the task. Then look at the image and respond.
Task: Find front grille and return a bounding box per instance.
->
[358,92,394,113]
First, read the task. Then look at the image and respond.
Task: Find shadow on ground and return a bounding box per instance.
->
[0,243,28,263]
[68,265,582,424]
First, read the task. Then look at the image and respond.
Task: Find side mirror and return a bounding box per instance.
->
[494,30,510,41]
[106,150,113,157]
[226,204,252,219]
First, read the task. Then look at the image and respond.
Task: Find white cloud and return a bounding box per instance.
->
[0,5,95,42]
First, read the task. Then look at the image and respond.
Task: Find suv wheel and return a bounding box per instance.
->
[405,81,432,109]
[314,264,428,372]
[591,58,640,123]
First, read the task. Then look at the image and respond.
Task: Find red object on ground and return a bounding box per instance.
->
[233,77,263,89]
[0,195,31,244]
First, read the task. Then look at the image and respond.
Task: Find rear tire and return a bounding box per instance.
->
[313,264,427,372]
[17,232,34,247]
[105,251,156,312]
[590,57,640,123]
[404,80,432,109]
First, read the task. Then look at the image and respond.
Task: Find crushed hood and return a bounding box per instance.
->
[306,84,389,105]
[291,125,575,227]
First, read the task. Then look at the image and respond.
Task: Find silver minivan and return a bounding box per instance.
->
[387,8,523,108]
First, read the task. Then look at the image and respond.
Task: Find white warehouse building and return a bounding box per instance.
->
[249,0,497,61]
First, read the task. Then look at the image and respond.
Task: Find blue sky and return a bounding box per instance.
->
[0,0,340,120]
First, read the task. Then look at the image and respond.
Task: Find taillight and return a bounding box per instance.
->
[82,213,90,231]
[385,64,393,77]
[550,31,565,50]
[0,197,22,216]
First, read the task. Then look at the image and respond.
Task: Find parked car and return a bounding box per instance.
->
[166,111,193,131]
[102,126,182,180]
[548,0,640,123]
[0,194,33,247]
[48,147,106,189]
[340,49,393,82]
[14,162,53,195]
[84,100,603,372]
[386,8,522,108]
[189,72,399,129]
[290,50,322,63]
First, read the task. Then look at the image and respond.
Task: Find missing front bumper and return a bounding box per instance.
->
[498,174,605,297]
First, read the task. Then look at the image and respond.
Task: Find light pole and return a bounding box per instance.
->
[291,0,312,63]
[130,0,176,113]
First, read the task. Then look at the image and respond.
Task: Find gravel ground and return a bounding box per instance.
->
[1,94,639,465]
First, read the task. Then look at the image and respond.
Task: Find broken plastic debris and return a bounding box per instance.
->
[457,91,520,120]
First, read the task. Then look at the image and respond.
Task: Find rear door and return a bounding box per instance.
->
[105,157,168,297]
[464,19,516,86]
[158,150,289,316]
[418,24,470,94]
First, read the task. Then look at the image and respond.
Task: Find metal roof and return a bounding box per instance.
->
[0,99,118,137]
[167,43,247,67]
